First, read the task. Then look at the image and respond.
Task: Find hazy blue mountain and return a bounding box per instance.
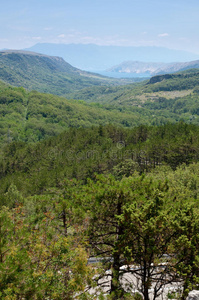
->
[107,61,167,75]
[154,60,199,75]
[24,43,199,72]
[108,60,199,76]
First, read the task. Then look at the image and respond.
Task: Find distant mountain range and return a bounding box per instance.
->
[24,43,199,72]
[107,60,199,76]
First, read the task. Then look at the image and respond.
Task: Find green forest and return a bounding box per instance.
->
[0,51,137,95]
[1,121,199,299]
[1,53,199,299]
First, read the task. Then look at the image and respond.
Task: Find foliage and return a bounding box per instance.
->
[0,149,199,298]
[146,70,199,92]
[170,204,199,300]
[0,200,93,299]
[65,172,199,299]
[0,51,136,96]
[1,69,199,150]
[1,122,199,200]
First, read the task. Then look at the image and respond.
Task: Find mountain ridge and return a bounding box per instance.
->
[0,50,138,95]
[108,60,199,76]
[24,43,199,71]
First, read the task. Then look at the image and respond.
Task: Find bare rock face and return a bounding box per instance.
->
[186,290,199,300]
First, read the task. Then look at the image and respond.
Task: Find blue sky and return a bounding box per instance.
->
[1,0,199,54]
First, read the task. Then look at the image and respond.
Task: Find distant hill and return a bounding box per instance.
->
[67,69,199,121]
[107,61,167,75]
[0,50,136,95]
[0,80,150,148]
[154,60,199,75]
[24,43,199,71]
[108,60,199,76]
[1,68,199,149]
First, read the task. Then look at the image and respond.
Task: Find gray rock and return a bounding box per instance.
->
[186,290,199,300]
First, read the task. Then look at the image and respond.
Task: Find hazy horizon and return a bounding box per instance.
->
[1,0,199,55]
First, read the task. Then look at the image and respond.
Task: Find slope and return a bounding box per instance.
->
[0,50,136,95]
[67,69,199,126]
[0,80,156,149]
[1,69,199,153]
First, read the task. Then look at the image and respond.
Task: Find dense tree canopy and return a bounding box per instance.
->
[1,65,199,298]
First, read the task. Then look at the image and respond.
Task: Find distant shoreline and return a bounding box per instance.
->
[89,70,150,79]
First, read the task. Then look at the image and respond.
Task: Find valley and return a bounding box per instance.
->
[0,48,199,300]
[0,50,138,96]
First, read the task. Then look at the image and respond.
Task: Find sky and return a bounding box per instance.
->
[1,0,199,54]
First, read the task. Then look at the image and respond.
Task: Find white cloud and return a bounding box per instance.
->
[58,34,66,38]
[158,33,169,37]
[51,33,157,47]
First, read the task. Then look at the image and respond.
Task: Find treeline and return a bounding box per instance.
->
[1,122,199,201]
[1,123,199,299]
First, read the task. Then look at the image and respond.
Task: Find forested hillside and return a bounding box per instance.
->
[0,50,138,95]
[1,53,199,299]
[2,0,199,298]
[1,70,199,150]
[68,69,199,103]
[1,123,199,299]
[0,82,160,148]
[1,122,199,200]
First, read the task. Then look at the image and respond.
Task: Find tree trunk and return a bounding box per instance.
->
[110,199,123,299]
[143,262,150,300]
[62,209,67,236]
[110,251,121,299]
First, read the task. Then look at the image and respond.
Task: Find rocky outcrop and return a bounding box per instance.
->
[148,74,173,84]
[186,290,199,300]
